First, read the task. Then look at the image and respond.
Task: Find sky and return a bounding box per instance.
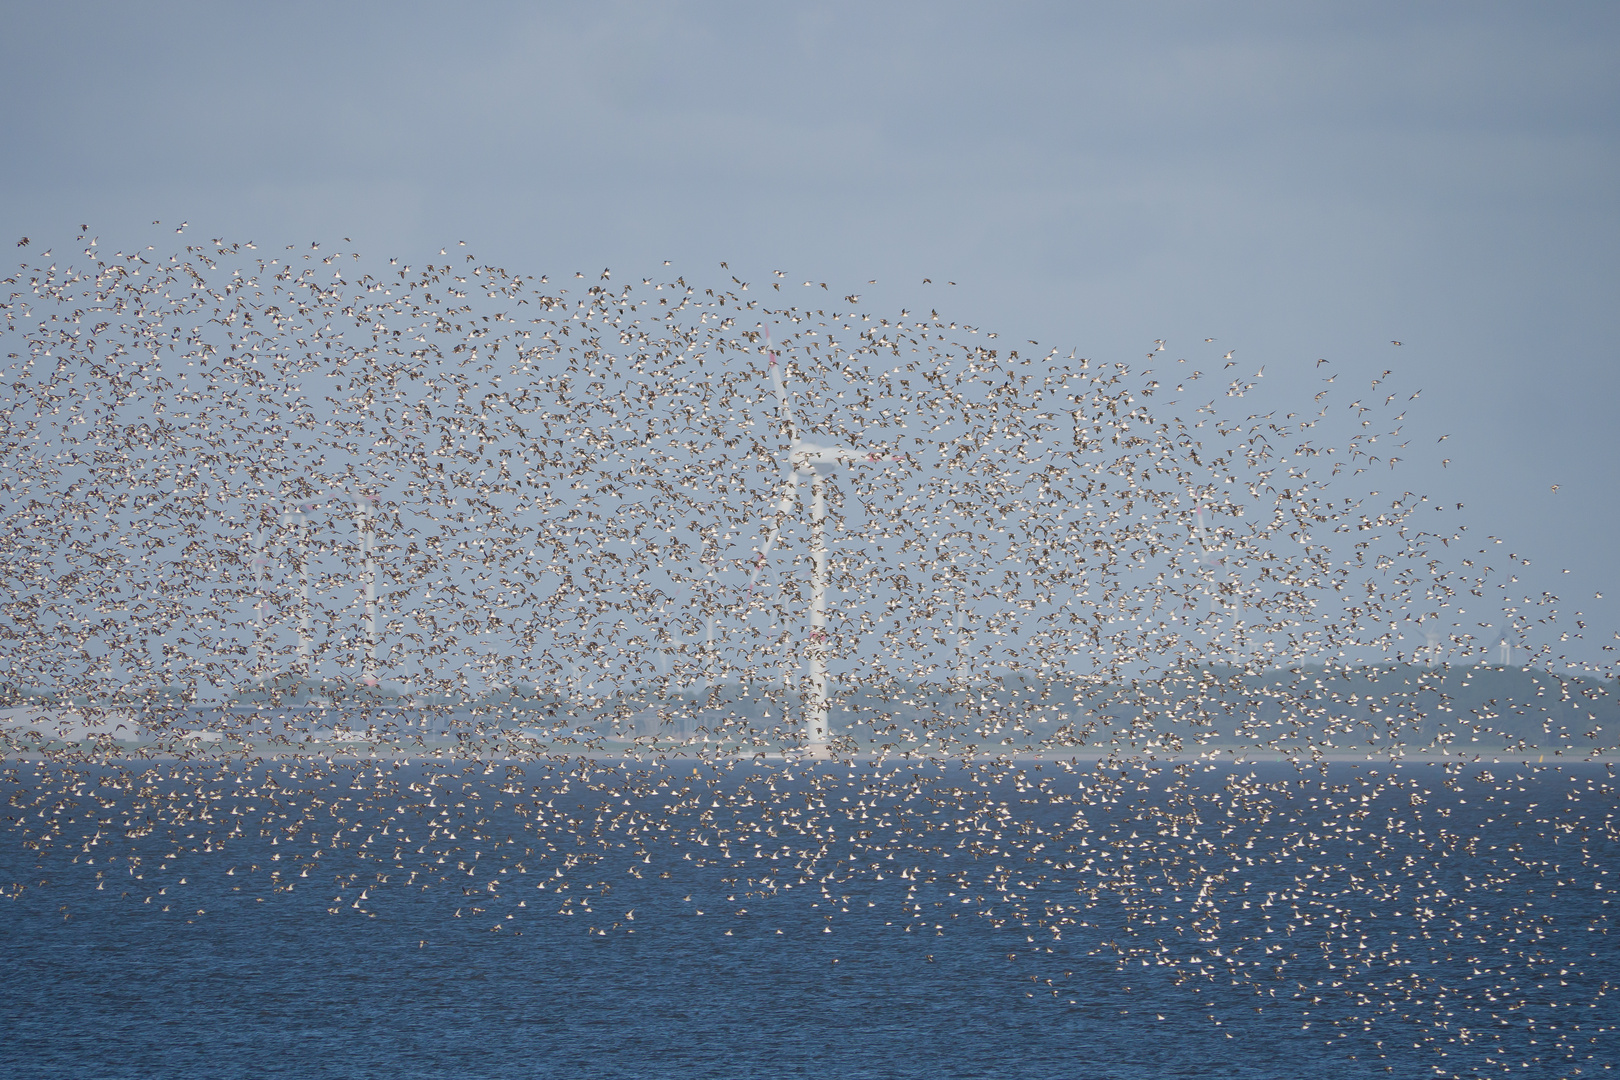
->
[2,0,1617,666]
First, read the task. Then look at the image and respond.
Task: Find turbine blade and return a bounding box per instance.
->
[766,335,801,444]
[747,469,800,590]
[797,446,904,468]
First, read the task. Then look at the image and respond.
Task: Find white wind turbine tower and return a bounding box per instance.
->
[954,611,971,684]
[331,485,382,686]
[707,614,719,683]
[281,501,316,680]
[248,531,275,683]
[1186,503,1227,633]
[744,335,903,757]
[240,501,311,687]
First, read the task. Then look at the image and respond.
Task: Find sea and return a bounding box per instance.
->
[1,757,1613,1079]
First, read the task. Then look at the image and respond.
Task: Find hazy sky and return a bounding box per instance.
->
[3,1,1617,663]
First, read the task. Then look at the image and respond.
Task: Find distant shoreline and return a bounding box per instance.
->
[2,740,1607,769]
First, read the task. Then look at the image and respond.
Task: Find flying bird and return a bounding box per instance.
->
[0,227,1599,1073]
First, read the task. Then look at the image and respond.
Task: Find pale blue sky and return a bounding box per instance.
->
[3,1,1617,663]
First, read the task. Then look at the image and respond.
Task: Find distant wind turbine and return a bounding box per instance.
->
[331,485,382,685]
[254,489,381,692]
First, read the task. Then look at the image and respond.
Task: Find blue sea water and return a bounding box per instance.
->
[1,761,1613,1079]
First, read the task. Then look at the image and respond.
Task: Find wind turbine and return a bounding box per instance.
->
[238,502,309,690]
[743,334,903,757]
[1185,503,1226,634]
[248,531,275,683]
[954,610,971,685]
[639,614,718,741]
[331,485,381,686]
[281,501,315,680]
[256,489,379,693]
[703,613,722,688]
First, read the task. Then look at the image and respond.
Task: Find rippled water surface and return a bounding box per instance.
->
[2,761,1613,1079]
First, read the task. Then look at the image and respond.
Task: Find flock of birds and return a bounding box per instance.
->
[0,227,1614,1075]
